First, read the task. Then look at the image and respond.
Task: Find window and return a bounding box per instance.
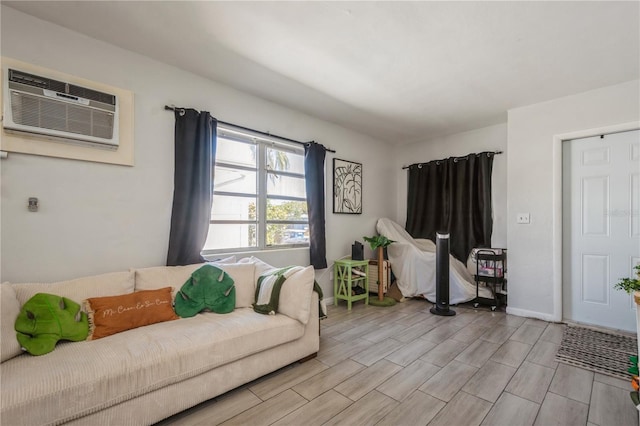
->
[203,126,308,253]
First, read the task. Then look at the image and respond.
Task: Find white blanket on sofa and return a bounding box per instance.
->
[376,218,491,304]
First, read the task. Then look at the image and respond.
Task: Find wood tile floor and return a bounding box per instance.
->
[157,299,639,426]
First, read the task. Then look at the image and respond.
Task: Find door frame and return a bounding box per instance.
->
[552,121,640,322]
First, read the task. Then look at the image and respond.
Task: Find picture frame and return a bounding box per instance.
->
[333,158,362,214]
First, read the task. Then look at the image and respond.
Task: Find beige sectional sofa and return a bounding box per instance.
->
[0,258,320,426]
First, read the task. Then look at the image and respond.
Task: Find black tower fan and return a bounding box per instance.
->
[430,232,456,316]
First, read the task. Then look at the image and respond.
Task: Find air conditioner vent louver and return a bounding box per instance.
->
[4,67,119,149]
[10,91,114,139]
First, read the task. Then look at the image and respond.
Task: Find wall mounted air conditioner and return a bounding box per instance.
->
[3,68,119,150]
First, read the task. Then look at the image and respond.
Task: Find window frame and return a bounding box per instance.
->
[202,125,309,255]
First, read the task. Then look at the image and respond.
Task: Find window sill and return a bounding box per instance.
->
[203,246,309,263]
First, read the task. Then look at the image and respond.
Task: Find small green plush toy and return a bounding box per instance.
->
[15,293,89,356]
[175,264,236,317]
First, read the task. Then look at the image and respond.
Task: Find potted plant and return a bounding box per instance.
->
[614,265,640,303]
[364,235,395,305]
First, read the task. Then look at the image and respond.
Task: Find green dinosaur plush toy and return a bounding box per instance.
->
[174,264,236,317]
[15,293,89,356]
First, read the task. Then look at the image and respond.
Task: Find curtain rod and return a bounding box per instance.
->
[164,105,336,153]
[402,151,503,170]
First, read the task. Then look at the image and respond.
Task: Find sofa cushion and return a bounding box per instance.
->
[134,263,205,300]
[254,267,304,316]
[134,260,254,309]
[216,263,255,308]
[0,309,304,425]
[278,266,315,325]
[11,271,135,308]
[1,283,22,362]
[207,255,237,265]
[238,256,278,283]
[237,258,314,324]
[84,287,178,340]
[132,257,235,299]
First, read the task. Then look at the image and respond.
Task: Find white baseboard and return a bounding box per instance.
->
[324,296,334,306]
[506,306,558,323]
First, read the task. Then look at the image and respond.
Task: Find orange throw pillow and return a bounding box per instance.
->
[84,287,178,340]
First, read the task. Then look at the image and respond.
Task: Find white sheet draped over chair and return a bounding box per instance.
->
[376,218,491,304]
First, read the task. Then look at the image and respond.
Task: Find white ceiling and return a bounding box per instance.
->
[5,1,639,145]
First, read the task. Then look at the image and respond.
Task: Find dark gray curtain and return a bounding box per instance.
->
[406,152,494,262]
[304,142,327,269]
[167,109,217,266]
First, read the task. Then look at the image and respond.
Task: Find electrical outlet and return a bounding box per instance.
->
[329,271,334,281]
[28,197,39,212]
[517,213,530,224]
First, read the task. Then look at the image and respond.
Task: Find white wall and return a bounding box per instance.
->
[507,80,640,321]
[0,6,395,298]
[4,6,638,320]
[394,123,508,248]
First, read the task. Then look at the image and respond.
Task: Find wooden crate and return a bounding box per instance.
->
[367,260,390,294]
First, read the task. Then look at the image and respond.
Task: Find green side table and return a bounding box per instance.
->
[334,259,369,310]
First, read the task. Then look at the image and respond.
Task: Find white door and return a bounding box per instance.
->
[563,130,640,332]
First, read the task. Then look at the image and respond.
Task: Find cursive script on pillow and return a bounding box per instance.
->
[84,287,178,340]
[102,298,171,317]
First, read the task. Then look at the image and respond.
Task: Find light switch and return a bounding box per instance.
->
[517,213,530,224]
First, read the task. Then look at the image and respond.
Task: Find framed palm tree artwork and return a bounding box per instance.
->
[333,158,362,214]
